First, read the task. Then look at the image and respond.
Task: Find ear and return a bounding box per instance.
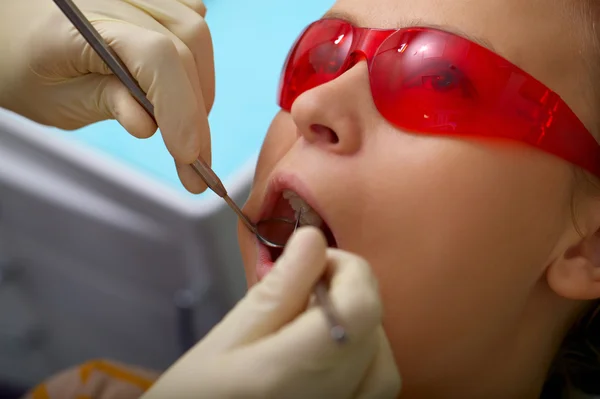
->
[547,206,600,301]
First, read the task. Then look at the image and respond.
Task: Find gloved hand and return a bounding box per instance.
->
[0,0,214,193]
[142,227,401,399]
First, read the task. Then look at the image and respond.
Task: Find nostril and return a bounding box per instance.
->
[310,124,339,144]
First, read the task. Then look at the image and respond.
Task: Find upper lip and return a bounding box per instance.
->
[254,172,329,228]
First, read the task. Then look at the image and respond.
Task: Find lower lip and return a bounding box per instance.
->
[255,238,275,281]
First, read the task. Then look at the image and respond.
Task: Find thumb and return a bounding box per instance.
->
[202,227,328,352]
[96,75,157,139]
[53,74,157,139]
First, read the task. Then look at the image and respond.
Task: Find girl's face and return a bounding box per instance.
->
[239,0,598,396]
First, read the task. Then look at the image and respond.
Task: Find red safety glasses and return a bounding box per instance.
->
[277,18,600,177]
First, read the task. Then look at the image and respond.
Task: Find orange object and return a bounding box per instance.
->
[23,359,159,399]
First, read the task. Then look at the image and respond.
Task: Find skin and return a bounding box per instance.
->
[238,0,600,397]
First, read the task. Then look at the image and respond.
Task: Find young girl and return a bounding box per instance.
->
[237,0,600,397]
[22,0,600,397]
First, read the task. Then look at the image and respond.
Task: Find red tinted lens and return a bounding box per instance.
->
[372,29,503,136]
[278,19,353,110]
[371,29,552,140]
[370,28,600,176]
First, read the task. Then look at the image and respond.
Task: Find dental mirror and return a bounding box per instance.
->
[255,217,298,248]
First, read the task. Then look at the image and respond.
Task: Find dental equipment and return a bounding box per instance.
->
[293,211,347,343]
[50,0,276,248]
[52,0,347,344]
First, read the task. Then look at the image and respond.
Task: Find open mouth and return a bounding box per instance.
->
[257,189,337,262]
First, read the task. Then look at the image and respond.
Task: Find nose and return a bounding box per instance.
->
[289,62,374,155]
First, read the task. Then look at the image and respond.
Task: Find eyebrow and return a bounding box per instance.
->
[322,9,497,52]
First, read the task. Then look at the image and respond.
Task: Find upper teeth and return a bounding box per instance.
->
[283,190,323,227]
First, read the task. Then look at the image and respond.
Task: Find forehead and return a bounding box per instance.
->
[327,0,595,132]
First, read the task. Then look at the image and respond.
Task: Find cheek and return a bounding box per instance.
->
[354,136,573,261]
[253,112,297,186]
[338,137,574,378]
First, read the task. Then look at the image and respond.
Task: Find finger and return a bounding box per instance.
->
[93,21,210,191]
[354,327,402,399]
[233,251,383,397]
[262,249,383,360]
[95,13,211,193]
[28,10,114,78]
[88,4,209,121]
[93,20,201,160]
[199,227,328,352]
[325,249,383,341]
[177,0,215,113]
[122,0,215,114]
[239,321,379,399]
[177,0,207,17]
[99,77,157,138]
[50,74,157,138]
[36,7,209,192]
[175,159,212,194]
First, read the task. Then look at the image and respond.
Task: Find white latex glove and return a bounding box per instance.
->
[0,0,214,193]
[143,227,401,399]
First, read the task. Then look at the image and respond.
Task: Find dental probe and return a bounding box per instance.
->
[293,211,347,344]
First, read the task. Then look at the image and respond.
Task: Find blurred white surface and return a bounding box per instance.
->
[0,109,250,386]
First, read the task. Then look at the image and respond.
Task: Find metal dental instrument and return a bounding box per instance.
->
[52,0,284,249]
[293,211,347,344]
[53,0,346,343]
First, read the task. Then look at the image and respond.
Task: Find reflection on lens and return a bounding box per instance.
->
[256,217,297,247]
